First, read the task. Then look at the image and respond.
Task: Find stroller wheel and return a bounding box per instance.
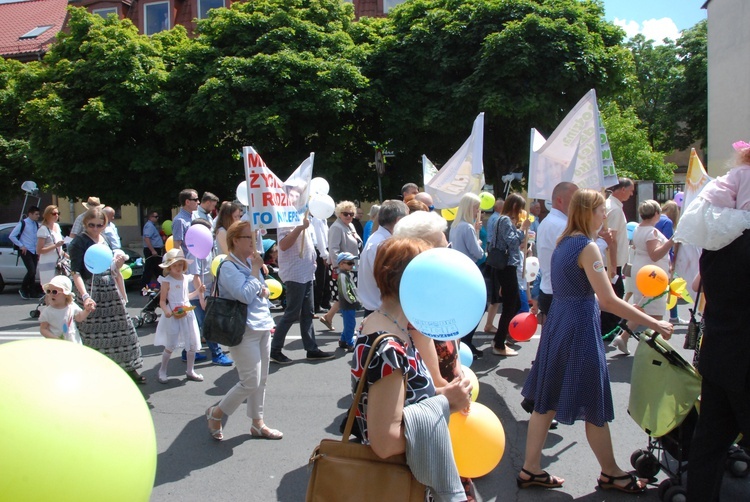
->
[658,479,674,500]
[635,451,660,478]
[726,455,749,478]
[133,317,144,328]
[144,311,158,324]
[663,484,687,502]
[630,448,649,469]
[29,309,40,319]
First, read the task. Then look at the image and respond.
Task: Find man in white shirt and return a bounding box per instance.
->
[602,178,634,335]
[358,200,409,316]
[536,182,578,323]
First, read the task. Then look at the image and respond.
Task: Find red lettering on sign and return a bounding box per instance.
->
[262,192,289,206]
[249,173,262,189]
[247,153,266,168]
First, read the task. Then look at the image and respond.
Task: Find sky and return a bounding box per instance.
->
[601,0,707,44]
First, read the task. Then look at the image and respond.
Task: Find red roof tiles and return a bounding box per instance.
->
[0,0,69,60]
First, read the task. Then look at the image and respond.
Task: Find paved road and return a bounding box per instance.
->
[1,286,748,501]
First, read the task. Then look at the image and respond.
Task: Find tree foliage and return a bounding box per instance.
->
[361,0,630,191]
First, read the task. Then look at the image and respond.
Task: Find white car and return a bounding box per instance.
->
[0,222,144,293]
[0,222,38,292]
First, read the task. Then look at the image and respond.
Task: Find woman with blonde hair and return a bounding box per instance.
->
[519,189,673,493]
[611,199,674,354]
[320,200,362,332]
[36,205,65,286]
[657,200,683,323]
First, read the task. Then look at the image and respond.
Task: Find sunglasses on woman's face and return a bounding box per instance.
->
[52,212,60,216]
[45,289,60,296]
[340,212,354,217]
[87,223,105,228]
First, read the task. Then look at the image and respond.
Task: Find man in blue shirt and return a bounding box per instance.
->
[10,206,41,299]
[141,210,164,288]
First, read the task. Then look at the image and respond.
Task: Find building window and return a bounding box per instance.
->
[144,1,170,35]
[198,0,225,19]
[19,26,52,40]
[93,7,118,19]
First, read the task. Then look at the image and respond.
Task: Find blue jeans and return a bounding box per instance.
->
[271,280,319,352]
[190,298,224,358]
[340,309,356,343]
[518,287,530,314]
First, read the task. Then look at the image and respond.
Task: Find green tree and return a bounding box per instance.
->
[600,101,675,183]
[671,19,707,150]
[360,0,631,192]
[163,0,374,200]
[0,58,43,202]
[23,8,172,206]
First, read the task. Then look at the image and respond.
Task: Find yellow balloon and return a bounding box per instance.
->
[0,339,156,501]
[528,215,535,223]
[462,366,479,402]
[478,192,495,211]
[448,402,505,478]
[266,278,283,300]
[164,236,174,252]
[211,254,227,277]
[119,264,132,280]
[441,207,458,221]
[667,293,678,310]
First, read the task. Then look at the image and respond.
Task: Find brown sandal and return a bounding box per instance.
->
[597,472,646,493]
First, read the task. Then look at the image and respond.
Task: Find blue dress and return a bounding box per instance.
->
[521,234,614,427]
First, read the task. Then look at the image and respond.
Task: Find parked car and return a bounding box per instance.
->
[0,222,143,293]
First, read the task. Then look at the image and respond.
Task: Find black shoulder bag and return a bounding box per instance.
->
[203,260,248,347]
[486,216,510,270]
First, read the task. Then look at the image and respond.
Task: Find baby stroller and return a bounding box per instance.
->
[133,285,160,328]
[626,328,749,501]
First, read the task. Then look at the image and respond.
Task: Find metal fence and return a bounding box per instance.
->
[654,183,684,204]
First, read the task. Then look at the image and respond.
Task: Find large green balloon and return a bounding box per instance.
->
[0,339,157,501]
[161,219,173,236]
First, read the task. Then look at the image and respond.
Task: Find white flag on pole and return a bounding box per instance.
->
[422,154,438,186]
[242,147,313,229]
[528,89,617,200]
[425,112,486,209]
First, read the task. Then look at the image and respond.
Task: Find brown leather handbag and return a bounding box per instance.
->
[305,334,425,502]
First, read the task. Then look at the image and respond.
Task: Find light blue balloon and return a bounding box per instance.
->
[458,342,473,368]
[400,248,486,340]
[626,221,638,241]
[84,244,114,274]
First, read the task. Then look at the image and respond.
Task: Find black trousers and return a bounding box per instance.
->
[493,265,520,349]
[141,247,163,288]
[313,253,332,311]
[20,251,39,294]
[600,266,624,334]
[687,377,750,501]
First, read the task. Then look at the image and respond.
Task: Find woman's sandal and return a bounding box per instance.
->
[516,468,564,489]
[128,370,147,385]
[597,472,646,494]
[250,424,283,440]
[205,406,223,441]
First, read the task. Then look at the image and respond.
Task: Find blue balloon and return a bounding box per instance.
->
[400,248,486,340]
[458,342,473,368]
[626,221,638,241]
[84,244,114,274]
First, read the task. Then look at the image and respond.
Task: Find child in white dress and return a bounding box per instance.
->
[39,275,94,343]
[155,249,206,384]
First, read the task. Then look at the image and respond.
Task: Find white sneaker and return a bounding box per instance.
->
[669,317,689,325]
[611,335,630,355]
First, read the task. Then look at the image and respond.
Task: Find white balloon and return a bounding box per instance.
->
[524,257,540,282]
[544,200,552,211]
[309,177,330,196]
[236,181,249,206]
[308,194,335,219]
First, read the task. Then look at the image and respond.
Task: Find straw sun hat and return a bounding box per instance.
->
[159,249,193,275]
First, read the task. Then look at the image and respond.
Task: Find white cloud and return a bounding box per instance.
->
[613,17,681,45]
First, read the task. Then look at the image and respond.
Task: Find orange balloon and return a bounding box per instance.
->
[164,236,174,252]
[635,264,668,297]
[448,402,505,478]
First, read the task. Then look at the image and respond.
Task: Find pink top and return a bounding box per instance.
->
[700,164,750,211]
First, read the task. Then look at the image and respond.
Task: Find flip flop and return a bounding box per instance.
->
[516,468,564,489]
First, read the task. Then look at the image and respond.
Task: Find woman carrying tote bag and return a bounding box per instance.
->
[204,221,282,441]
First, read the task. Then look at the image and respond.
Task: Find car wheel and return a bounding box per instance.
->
[0,274,5,293]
